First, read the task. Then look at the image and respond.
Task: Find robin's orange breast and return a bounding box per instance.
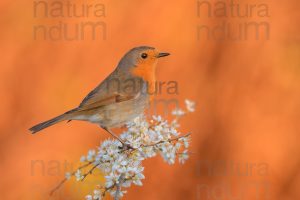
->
[131,64,156,100]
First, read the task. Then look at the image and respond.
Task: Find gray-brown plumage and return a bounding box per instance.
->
[29,46,170,134]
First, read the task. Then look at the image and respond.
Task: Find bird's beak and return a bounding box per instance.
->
[157,52,170,58]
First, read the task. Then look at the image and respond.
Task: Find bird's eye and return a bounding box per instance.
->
[141,53,148,59]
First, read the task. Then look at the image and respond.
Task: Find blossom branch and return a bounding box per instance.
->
[49,99,195,200]
[143,132,191,147]
[50,161,94,196]
[81,163,100,181]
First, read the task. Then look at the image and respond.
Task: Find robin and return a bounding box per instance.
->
[29,46,170,145]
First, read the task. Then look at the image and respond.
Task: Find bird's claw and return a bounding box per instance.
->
[118,142,135,150]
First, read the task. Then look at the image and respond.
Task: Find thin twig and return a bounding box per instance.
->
[143,133,191,147]
[81,163,100,181]
[49,161,93,196]
[101,175,134,199]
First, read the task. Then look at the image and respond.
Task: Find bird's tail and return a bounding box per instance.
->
[29,109,76,134]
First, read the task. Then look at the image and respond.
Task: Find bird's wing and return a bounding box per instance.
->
[77,75,140,111]
[78,92,136,111]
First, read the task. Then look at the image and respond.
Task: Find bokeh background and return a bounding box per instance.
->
[1,0,300,199]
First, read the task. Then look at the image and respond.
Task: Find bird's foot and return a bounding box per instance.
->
[117,140,136,150]
[102,127,135,150]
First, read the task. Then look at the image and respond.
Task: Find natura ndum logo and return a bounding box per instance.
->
[196,0,271,41]
[33,0,107,41]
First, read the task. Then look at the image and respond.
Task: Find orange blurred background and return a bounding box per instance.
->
[1,0,300,199]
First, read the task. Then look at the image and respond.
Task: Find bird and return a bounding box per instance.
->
[29,46,170,144]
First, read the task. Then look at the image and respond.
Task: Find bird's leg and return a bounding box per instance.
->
[102,127,124,142]
[102,127,135,150]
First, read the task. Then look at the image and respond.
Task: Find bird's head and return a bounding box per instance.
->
[117,46,170,81]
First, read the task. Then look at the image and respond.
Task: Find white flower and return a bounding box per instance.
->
[159,143,177,165]
[152,115,162,122]
[171,119,180,128]
[179,137,190,148]
[65,172,71,180]
[172,108,185,117]
[179,150,189,164]
[93,189,102,200]
[170,128,179,136]
[139,146,156,158]
[85,195,93,200]
[185,99,196,112]
[105,173,118,188]
[133,179,143,186]
[132,170,145,186]
[121,180,132,187]
[87,150,96,161]
[175,142,182,150]
[80,156,86,162]
[75,169,82,181]
[110,190,126,199]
